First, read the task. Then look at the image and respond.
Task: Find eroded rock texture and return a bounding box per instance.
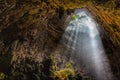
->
[0,0,120,80]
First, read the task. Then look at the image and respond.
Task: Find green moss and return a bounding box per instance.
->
[54,68,75,80]
[0,72,6,80]
[53,62,75,80]
[71,14,86,21]
[71,15,76,20]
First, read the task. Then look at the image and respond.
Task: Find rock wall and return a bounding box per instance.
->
[0,0,120,80]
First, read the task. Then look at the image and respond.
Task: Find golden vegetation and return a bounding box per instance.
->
[47,0,120,46]
[53,63,75,80]
[1,0,120,47]
[85,1,120,47]
[54,68,75,80]
[0,72,6,80]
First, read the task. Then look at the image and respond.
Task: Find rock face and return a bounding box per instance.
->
[0,0,120,80]
[0,0,65,63]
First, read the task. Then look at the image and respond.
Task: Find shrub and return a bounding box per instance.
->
[0,72,6,80]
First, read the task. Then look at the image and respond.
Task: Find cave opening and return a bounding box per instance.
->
[58,8,114,80]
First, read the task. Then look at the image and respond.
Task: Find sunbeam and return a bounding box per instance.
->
[60,9,114,80]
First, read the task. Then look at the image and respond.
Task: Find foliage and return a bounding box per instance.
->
[71,15,77,20]
[0,0,120,80]
[10,57,54,80]
[54,68,75,80]
[53,62,90,80]
[71,14,86,21]
[54,62,75,80]
[4,58,90,80]
[0,72,6,80]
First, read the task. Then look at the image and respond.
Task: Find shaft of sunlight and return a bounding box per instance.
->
[61,9,114,80]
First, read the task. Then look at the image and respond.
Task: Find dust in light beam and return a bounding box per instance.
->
[59,8,115,80]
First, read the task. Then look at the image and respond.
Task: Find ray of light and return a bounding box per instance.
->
[60,9,115,80]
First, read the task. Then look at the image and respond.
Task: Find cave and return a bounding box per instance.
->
[0,0,120,80]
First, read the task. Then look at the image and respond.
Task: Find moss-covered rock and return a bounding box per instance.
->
[0,0,120,80]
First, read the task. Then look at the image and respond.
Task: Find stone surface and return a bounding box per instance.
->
[0,0,120,80]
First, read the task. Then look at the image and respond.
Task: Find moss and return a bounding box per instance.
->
[10,57,55,80]
[53,62,90,80]
[0,72,6,80]
[71,14,86,21]
[71,15,76,20]
[0,0,120,80]
[53,62,75,80]
[54,68,75,80]
[10,57,89,80]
